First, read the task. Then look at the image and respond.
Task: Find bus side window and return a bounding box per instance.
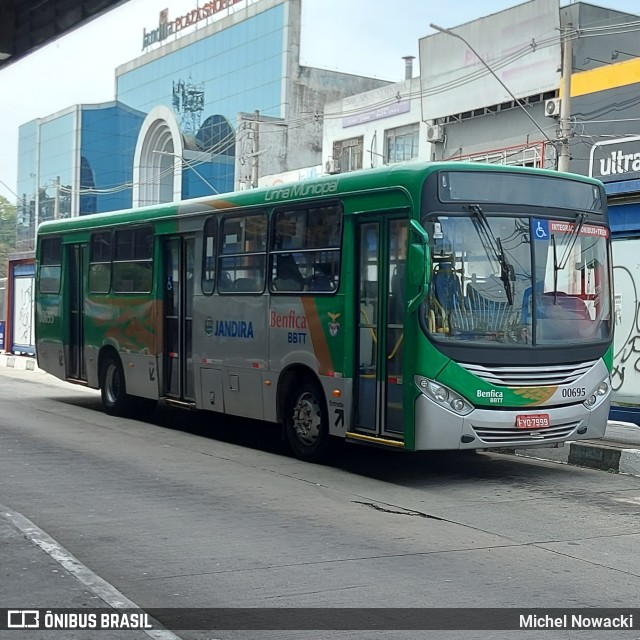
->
[39,237,62,294]
[270,204,342,295]
[219,212,267,294]
[202,217,216,295]
[112,226,153,293]
[89,231,112,294]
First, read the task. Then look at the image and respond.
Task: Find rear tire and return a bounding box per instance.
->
[284,381,331,462]
[100,353,133,416]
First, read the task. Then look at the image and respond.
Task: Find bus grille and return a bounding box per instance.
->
[471,422,579,444]
[459,361,597,387]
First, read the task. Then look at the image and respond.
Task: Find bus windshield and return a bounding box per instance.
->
[422,213,612,346]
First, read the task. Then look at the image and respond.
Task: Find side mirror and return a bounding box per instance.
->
[408,243,428,286]
[408,219,430,286]
[407,220,431,312]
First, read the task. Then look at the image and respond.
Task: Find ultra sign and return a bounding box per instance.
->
[589,135,640,183]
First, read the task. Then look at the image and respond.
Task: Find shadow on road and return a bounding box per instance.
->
[52,393,576,488]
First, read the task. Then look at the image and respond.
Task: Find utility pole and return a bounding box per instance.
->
[252,110,260,188]
[557,24,573,172]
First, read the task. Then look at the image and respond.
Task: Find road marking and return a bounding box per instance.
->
[1,505,183,640]
[612,496,640,505]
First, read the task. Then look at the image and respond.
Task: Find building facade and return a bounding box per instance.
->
[322,76,424,175]
[16,0,390,246]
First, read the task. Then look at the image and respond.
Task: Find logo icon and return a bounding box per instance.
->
[328,312,341,337]
[8,610,40,629]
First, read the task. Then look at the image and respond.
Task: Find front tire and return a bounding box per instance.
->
[284,381,331,461]
[100,353,132,416]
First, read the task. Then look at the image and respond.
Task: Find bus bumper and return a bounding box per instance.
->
[413,393,611,451]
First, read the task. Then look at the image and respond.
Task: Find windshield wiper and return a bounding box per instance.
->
[470,204,514,305]
[551,212,586,304]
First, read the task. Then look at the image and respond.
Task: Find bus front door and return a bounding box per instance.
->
[355,216,406,439]
[163,237,195,402]
[66,243,86,381]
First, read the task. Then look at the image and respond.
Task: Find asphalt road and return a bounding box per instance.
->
[1,367,640,640]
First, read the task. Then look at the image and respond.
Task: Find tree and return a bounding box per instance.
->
[0,195,17,278]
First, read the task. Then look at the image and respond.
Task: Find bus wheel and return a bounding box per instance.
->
[285,382,331,461]
[100,354,132,416]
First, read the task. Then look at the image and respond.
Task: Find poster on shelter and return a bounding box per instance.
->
[612,238,640,406]
[12,276,35,352]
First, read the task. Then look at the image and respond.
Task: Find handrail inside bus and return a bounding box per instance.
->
[359,307,404,361]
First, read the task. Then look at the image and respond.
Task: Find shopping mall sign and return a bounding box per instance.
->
[142,0,244,49]
[589,135,640,184]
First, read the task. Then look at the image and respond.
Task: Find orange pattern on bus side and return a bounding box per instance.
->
[301,298,334,376]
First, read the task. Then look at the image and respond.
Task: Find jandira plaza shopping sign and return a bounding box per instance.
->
[142,0,244,49]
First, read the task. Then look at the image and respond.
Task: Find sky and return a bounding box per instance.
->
[0,0,639,201]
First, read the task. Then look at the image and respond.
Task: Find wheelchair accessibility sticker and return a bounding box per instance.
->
[532,219,549,240]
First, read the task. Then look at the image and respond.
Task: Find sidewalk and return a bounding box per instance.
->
[507,420,640,477]
[0,352,40,372]
[1,352,639,477]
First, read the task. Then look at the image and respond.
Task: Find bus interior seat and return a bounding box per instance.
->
[522,286,592,323]
[307,264,335,291]
[232,277,258,292]
[541,292,592,321]
[307,273,334,291]
[218,271,233,292]
[274,256,304,291]
[433,261,462,310]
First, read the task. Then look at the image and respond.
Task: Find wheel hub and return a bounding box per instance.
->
[293,392,321,445]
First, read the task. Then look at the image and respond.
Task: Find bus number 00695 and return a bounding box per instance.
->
[561,388,586,398]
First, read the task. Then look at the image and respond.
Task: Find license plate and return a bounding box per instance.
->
[516,413,550,429]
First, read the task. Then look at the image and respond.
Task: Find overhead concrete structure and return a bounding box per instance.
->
[0,0,127,70]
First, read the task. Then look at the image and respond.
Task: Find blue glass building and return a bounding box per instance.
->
[16,102,144,247]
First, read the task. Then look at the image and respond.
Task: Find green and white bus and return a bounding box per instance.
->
[35,162,613,460]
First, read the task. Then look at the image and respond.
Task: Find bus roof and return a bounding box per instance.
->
[37,161,605,236]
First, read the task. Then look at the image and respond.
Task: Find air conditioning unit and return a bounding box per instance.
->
[426,124,445,143]
[545,98,561,117]
[325,157,340,174]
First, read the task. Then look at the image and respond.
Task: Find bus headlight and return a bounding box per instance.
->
[583,379,610,409]
[415,376,473,416]
[434,386,449,403]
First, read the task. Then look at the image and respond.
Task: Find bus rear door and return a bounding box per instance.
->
[65,242,87,381]
[163,236,195,403]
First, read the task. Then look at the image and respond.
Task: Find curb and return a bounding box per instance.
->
[505,440,640,478]
[0,353,42,372]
